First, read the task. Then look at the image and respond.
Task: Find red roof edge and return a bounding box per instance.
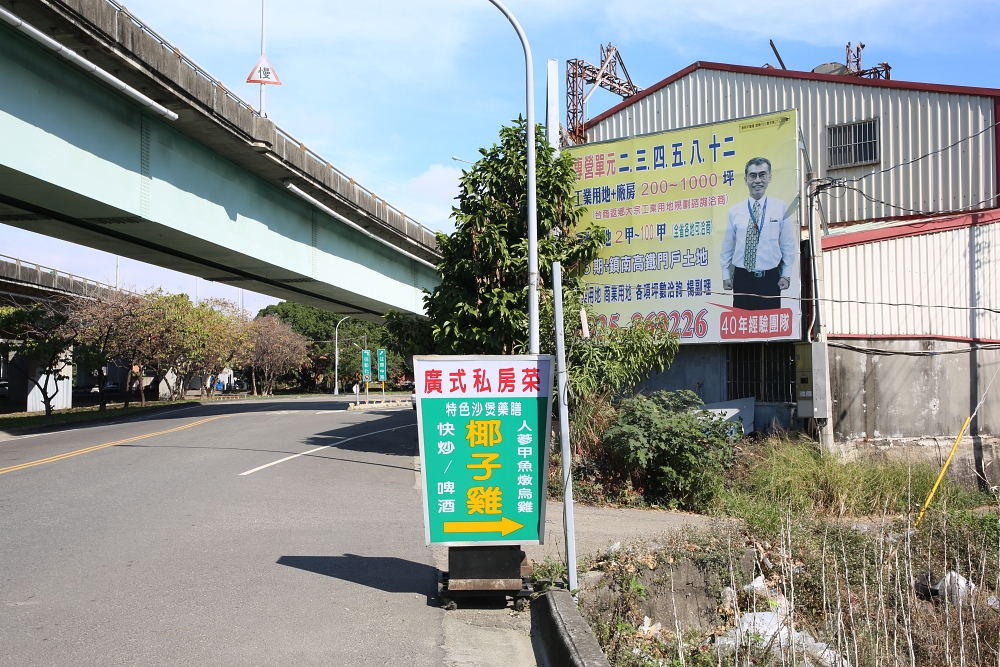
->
[585,61,1000,131]
[821,207,1000,251]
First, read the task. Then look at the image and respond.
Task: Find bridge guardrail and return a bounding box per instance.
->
[0,253,118,299]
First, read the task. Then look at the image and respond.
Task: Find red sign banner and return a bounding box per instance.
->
[717,306,794,340]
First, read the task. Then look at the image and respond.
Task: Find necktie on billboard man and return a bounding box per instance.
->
[565,110,801,342]
[414,356,554,546]
[744,200,762,272]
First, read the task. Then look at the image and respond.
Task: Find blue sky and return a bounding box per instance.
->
[5,0,998,307]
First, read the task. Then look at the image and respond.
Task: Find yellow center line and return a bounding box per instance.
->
[0,415,231,476]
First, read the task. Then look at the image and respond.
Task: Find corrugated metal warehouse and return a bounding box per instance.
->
[586,61,1000,481]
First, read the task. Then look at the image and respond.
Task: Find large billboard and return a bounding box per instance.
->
[567,111,801,343]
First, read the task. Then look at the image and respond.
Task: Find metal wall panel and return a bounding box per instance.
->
[588,69,997,224]
[822,221,1000,340]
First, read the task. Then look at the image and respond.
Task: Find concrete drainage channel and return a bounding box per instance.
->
[533,589,612,667]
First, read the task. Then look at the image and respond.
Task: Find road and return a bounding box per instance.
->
[0,398,535,666]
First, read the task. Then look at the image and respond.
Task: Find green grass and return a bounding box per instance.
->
[0,400,202,433]
[717,433,991,535]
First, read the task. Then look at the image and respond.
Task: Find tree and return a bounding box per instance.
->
[138,292,196,401]
[0,298,80,416]
[245,315,308,396]
[391,117,606,355]
[539,287,678,400]
[259,302,408,392]
[115,291,159,407]
[190,299,248,399]
[385,117,677,391]
[71,290,140,411]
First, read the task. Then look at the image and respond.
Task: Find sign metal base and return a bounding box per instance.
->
[440,545,533,610]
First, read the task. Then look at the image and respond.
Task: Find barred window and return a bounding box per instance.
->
[726,342,795,403]
[827,119,880,169]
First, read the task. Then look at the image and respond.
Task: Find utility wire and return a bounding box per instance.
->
[809,118,1000,216]
[828,341,1000,357]
[835,183,998,217]
[579,282,1000,314]
[846,120,1000,184]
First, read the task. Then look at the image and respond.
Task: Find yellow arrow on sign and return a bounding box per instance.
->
[443,516,524,537]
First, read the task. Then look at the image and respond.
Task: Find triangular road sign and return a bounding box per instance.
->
[247,54,281,85]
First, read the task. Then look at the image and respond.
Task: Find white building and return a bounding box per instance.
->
[586,61,1000,481]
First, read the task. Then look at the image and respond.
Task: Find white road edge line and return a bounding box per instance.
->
[238,424,416,476]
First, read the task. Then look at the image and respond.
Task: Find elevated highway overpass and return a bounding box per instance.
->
[0,0,441,319]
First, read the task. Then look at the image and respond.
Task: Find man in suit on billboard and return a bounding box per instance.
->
[720,157,797,311]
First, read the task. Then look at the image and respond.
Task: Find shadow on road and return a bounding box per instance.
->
[304,412,418,458]
[277,554,438,605]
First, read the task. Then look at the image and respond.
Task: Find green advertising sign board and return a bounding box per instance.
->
[414,355,554,546]
[377,348,387,382]
[361,349,371,382]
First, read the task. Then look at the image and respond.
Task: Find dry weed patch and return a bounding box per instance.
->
[576,510,1000,667]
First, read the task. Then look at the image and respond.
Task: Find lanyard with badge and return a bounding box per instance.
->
[747,197,767,237]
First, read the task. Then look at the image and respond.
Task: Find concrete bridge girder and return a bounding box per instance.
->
[0,9,439,319]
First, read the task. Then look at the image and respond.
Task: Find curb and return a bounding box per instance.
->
[0,402,203,439]
[347,400,413,411]
[533,589,612,667]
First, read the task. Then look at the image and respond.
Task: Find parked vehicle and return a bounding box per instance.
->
[105,381,120,393]
[0,380,8,400]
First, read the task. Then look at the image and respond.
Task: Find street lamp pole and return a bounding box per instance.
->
[333,316,349,395]
[486,0,539,354]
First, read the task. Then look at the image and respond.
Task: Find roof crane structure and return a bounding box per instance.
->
[846,42,891,80]
[566,43,642,146]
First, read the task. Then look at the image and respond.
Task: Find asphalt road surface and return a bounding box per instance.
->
[0,397,500,666]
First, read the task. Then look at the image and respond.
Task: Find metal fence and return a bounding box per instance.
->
[726,342,796,403]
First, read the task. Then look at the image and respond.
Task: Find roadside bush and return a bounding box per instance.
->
[600,390,737,511]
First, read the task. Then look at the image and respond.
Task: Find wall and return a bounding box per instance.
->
[26,374,72,412]
[637,344,727,403]
[822,215,1000,341]
[637,343,795,431]
[828,338,1000,481]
